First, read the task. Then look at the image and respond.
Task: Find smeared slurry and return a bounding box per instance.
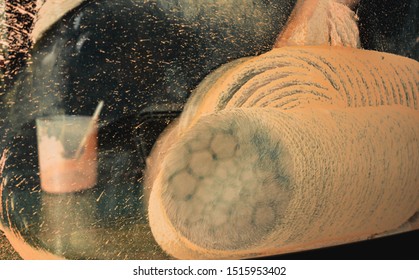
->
[160,111,292,250]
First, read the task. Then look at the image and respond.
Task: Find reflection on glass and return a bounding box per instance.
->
[0,165,169,259]
[1,0,418,260]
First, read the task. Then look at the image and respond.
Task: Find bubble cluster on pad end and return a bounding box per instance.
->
[160,118,292,251]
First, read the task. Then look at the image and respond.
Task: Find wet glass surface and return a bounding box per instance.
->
[0,120,170,259]
[1,0,418,259]
[0,0,295,259]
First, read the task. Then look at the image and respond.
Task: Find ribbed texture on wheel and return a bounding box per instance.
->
[182,47,417,129]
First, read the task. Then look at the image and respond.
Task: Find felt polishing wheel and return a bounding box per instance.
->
[148,45,419,259]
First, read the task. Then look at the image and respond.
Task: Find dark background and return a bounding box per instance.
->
[261,230,419,260]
